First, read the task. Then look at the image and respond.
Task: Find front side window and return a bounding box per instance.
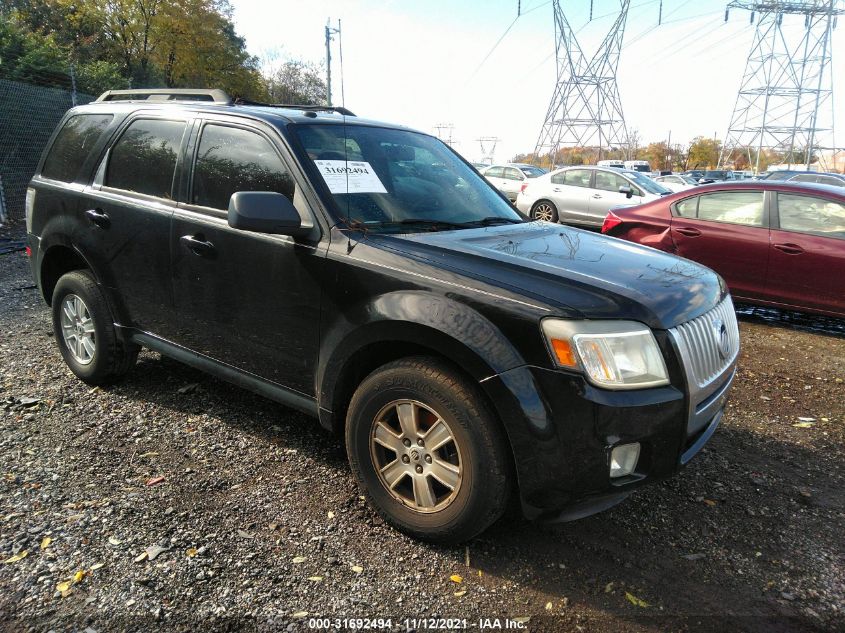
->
[777,193,845,238]
[697,191,765,226]
[192,125,295,210]
[292,124,521,231]
[594,171,627,193]
[564,169,592,187]
[42,114,114,183]
[105,119,186,198]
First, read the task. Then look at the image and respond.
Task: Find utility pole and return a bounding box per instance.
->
[325,19,340,106]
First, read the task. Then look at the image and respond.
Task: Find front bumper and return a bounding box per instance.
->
[481,360,735,521]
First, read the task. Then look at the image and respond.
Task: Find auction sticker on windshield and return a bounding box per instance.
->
[314,160,387,194]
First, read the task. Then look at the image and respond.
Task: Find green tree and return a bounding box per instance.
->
[265,59,327,105]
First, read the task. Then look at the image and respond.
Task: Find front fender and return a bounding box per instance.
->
[317,290,527,415]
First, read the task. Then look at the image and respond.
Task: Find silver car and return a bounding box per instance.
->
[516,166,672,227]
[483,163,547,202]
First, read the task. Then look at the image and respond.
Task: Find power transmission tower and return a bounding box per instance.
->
[719,1,843,172]
[434,123,455,147]
[476,137,500,164]
[534,0,631,164]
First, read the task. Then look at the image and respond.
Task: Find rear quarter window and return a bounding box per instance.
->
[41,114,114,183]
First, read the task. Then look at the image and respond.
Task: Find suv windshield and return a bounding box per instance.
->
[293,124,522,232]
[625,171,671,195]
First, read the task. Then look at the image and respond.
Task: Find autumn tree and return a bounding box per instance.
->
[687,136,721,169]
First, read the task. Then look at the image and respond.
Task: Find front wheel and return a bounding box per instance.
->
[345,357,512,543]
[531,200,559,222]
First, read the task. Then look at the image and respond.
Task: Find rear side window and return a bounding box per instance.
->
[192,124,295,210]
[41,114,114,183]
[105,119,187,199]
[777,193,845,238]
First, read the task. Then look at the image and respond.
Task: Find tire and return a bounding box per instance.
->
[531,200,559,223]
[345,356,512,543]
[51,270,138,386]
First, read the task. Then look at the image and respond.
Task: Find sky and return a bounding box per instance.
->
[230,0,845,164]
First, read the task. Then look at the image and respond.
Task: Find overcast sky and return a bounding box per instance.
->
[230,0,844,164]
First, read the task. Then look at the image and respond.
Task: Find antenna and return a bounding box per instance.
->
[534,0,632,165]
[719,1,844,172]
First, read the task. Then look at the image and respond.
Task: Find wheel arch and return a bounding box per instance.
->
[317,293,528,438]
[38,242,97,306]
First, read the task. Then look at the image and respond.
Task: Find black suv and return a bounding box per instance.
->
[26,89,739,543]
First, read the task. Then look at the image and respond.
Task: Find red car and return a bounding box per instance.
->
[601,181,845,318]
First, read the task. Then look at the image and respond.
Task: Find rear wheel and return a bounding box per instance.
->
[345,357,512,543]
[52,270,138,385]
[531,200,559,222]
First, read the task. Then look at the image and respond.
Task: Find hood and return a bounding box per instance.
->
[371,222,725,329]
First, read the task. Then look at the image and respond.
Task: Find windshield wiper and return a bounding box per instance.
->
[369,219,467,231]
[457,216,524,227]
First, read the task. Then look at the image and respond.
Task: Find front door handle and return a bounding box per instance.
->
[552,187,563,192]
[675,227,701,237]
[84,208,110,229]
[773,243,804,255]
[180,234,215,257]
[592,194,603,199]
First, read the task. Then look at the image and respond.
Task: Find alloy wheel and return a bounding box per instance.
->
[533,202,555,222]
[60,294,96,365]
[369,399,463,513]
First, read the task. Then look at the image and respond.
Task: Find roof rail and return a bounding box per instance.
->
[233,98,356,117]
[96,89,232,104]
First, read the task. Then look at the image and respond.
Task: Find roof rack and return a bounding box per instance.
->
[233,98,356,117]
[96,89,232,104]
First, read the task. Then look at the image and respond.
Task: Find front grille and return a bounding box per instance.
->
[670,296,740,389]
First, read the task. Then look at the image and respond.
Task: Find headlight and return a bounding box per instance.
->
[541,319,669,389]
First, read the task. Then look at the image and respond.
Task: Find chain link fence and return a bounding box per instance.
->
[0,78,94,225]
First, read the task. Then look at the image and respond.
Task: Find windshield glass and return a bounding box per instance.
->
[625,171,671,195]
[292,124,522,231]
[519,166,546,178]
[704,171,727,179]
[680,175,698,185]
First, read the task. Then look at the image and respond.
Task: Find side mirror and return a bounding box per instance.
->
[618,185,634,199]
[228,191,309,237]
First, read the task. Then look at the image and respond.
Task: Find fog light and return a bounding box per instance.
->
[610,443,640,478]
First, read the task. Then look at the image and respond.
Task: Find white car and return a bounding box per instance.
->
[516,166,672,227]
[652,174,700,192]
[482,163,547,202]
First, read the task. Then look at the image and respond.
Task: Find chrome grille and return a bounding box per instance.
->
[670,296,740,389]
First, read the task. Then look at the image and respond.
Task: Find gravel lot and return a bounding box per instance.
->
[1,225,843,633]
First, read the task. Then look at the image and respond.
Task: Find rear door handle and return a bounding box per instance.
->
[84,208,110,229]
[773,243,804,255]
[552,188,563,192]
[675,227,701,237]
[180,234,215,257]
[591,194,603,199]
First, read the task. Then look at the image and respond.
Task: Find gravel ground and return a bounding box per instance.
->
[1,225,843,633]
